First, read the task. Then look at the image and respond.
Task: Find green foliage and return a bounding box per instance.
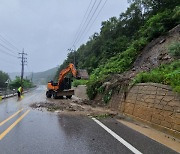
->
[97,85,106,94]
[55,1,180,99]
[87,80,102,100]
[168,42,180,59]
[133,61,180,93]
[86,37,147,99]
[0,71,9,88]
[9,77,33,89]
[139,9,179,41]
[128,0,180,15]
[72,79,88,87]
[103,90,113,104]
[86,7,179,99]
[173,6,180,24]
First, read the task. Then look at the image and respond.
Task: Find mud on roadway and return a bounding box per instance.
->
[30,85,117,117]
[30,97,117,117]
[30,96,117,117]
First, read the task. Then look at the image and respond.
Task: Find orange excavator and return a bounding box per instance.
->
[46,63,88,99]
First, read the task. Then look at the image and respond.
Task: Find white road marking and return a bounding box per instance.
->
[92,117,143,154]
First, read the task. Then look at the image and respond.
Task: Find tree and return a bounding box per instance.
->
[9,76,33,89]
[0,71,9,88]
[128,0,180,15]
[54,0,180,85]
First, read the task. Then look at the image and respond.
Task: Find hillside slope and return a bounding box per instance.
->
[55,1,180,100]
[8,72,32,80]
[120,24,179,80]
[100,24,179,91]
[31,67,58,85]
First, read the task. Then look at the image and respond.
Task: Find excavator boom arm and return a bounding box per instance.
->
[57,63,77,87]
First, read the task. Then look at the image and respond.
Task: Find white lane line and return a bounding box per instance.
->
[92,117,143,154]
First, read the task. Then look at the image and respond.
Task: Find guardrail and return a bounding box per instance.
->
[0,88,28,98]
[0,88,18,98]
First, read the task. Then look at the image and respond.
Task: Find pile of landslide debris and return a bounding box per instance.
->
[30,97,117,117]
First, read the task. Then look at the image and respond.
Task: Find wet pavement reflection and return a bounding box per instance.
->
[0,86,132,154]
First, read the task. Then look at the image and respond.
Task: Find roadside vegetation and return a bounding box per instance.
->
[72,79,88,87]
[0,71,10,88]
[55,1,180,99]
[168,42,180,59]
[0,70,33,90]
[133,42,180,93]
[133,60,180,93]
[9,77,34,89]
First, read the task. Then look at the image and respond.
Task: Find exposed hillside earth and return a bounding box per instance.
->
[132,24,179,76]
[101,24,180,94]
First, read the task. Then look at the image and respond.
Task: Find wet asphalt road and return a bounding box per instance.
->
[0,86,178,154]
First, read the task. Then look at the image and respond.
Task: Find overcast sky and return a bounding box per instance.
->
[0,0,128,73]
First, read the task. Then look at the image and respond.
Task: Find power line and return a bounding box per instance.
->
[0,34,21,52]
[80,0,108,43]
[72,0,97,46]
[0,42,18,55]
[0,38,18,54]
[75,0,103,46]
[0,48,18,58]
[71,0,93,47]
[72,0,94,46]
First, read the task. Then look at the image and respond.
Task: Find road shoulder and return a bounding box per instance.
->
[117,118,180,153]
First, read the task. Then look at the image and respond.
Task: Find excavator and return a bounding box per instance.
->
[46,63,88,99]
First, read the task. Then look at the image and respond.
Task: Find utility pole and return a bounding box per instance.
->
[18,49,27,87]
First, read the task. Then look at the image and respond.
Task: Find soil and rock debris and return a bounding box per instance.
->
[30,84,117,116]
[30,96,117,117]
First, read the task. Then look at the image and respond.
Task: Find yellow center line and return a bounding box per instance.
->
[0,108,24,126]
[0,110,30,140]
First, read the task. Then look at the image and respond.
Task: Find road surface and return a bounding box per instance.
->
[0,86,178,154]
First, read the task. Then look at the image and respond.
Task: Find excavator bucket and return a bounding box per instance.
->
[77,69,89,79]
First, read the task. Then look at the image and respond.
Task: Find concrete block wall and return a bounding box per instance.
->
[108,83,180,138]
[123,83,180,133]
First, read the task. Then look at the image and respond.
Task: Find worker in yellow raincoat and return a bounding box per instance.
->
[17,86,23,98]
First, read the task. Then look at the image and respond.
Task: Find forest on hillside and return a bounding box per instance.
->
[55,0,180,99]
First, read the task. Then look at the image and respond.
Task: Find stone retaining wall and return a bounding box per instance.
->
[109,83,180,138]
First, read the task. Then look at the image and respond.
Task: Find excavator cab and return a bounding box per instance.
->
[59,77,72,90]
